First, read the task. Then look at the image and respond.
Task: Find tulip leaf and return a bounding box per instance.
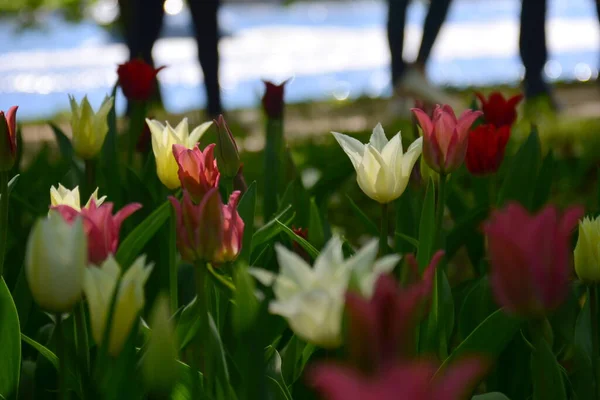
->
[532,150,554,211]
[116,199,171,269]
[21,333,58,370]
[276,220,320,260]
[252,204,293,251]
[417,178,436,271]
[264,119,284,220]
[571,295,595,400]
[395,187,418,254]
[176,297,202,351]
[265,347,293,400]
[457,277,497,340]
[0,277,21,398]
[308,198,325,249]
[237,181,257,265]
[206,314,234,397]
[345,194,379,237]
[436,309,522,378]
[49,122,73,161]
[446,205,488,261]
[278,178,311,228]
[472,393,511,400]
[394,232,419,249]
[531,336,567,400]
[7,174,19,196]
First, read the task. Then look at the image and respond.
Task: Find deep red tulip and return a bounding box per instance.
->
[484,203,583,317]
[53,201,142,265]
[117,60,165,101]
[0,106,18,172]
[262,80,287,119]
[465,124,510,176]
[173,143,220,203]
[475,92,523,128]
[411,105,482,174]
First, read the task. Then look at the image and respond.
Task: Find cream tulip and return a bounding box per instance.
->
[574,216,600,282]
[25,212,87,313]
[332,124,423,204]
[83,255,153,356]
[69,95,114,159]
[50,184,106,211]
[146,118,213,189]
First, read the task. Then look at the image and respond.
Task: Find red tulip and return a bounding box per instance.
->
[173,144,220,204]
[117,60,165,101]
[465,124,510,176]
[411,105,482,174]
[0,106,18,172]
[262,80,287,119]
[475,92,523,128]
[53,201,142,265]
[484,203,583,317]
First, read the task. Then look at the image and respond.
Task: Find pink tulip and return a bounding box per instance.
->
[169,188,244,264]
[411,105,482,174]
[0,106,18,172]
[309,357,487,400]
[53,201,142,265]
[484,203,583,317]
[173,143,220,203]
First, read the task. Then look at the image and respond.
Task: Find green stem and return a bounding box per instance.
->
[169,208,178,314]
[591,285,600,400]
[84,159,96,201]
[264,118,283,220]
[74,302,90,374]
[55,314,67,400]
[435,173,447,249]
[194,262,208,370]
[0,172,8,277]
[126,101,147,166]
[379,202,389,256]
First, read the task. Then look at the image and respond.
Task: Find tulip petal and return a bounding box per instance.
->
[399,136,423,178]
[369,123,388,152]
[173,118,189,141]
[313,236,344,275]
[381,133,402,178]
[331,131,364,170]
[274,243,314,290]
[188,121,213,146]
[411,108,434,137]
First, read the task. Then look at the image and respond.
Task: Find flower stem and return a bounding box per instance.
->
[0,171,9,277]
[435,173,447,249]
[126,100,147,166]
[169,208,178,315]
[591,285,600,400]
[74,302,90,374]
[84,159,96,201]
[379,202,389,256]
[55,314,67,400]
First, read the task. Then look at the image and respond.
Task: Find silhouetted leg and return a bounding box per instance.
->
[388,0,410,86]
[416,0,452,68]
[189,0,223,118]
[520,0,549,98]
[123,0,165,64]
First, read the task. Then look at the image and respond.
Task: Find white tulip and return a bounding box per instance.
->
[69,95,114,160]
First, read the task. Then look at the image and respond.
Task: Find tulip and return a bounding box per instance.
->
[574,216,600,283]
[332,123,423,204]
[309,357,487,400]
[169,188,244,264]
[25,212,87,313]
[84,255,153,356]
[50,184,106,211]
[484,203,583,316]
[117,59,165,102]
[53,201,142,265]
[214,115,241,178]
[172,143,220,203]
[69,95,114,160]
[465,124,511,176]
[250,237,400,348]
[146,118,213,189]
[262,80,287,119]
[476,92,523,128]
[411,105,482,174]
[0,106,18,172]
[142,295,179,396]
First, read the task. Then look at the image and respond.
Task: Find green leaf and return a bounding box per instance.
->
[0,278,21,398]
[265,348,292,400]
[206,314,232,395]
[7,175,19,196]
[308,198,325,249]
[394,232,419,249]
[252,205,293,251]
[532,150,554,211]
[176,297,202,351]
[531,338,567,400]
[277,220,320,259]
[233,266,259,333]
[571,294,595,400]
[277,178,310,228]
[457,277,497,339]
[237,181,257,265]
[394,187,418,254]
[264,119,284,220]
[49,122,73,161]
[21,333,58,370]
[417,179,436,271]
[116,199,171,269]
[472,393,511,400]
[345,194,378,237]
[498,129,542,209]
[446,206,488,261]
[436,309,522,378]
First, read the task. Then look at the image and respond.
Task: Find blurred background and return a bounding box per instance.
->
[0,0,599,120]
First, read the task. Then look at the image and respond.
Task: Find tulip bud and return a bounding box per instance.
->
[69,95,114,160]
[25,212,87,313]
[214,115,241,178]
[262,80,287,119]
[172,143,220,203]
[117,60,165,102]
[574,216,600,283]
[0,106,18,172]
[142,294,179,396]
[50,184,106,211]
[83,255,153,357]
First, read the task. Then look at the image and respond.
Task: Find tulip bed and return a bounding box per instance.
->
[1,62,600,400]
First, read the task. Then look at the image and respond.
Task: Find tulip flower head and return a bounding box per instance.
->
[411,105,482,174]
[574,216,600,283]
[262,80,287,119]
[169,188,244,264]
[26,212,87,313]
[146,118,213,189]
[69,95,114,160]
[83,255,153,357]
[484,203,583,317]
[332,124,423,204]
[117,59,165,101]
[476,92,523,128]
[465,124,510,176]
[172,143,220,203]
[0,105,18,172]
[53,201,142,265]
[214,115,241,178]
[50,184,106,211]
